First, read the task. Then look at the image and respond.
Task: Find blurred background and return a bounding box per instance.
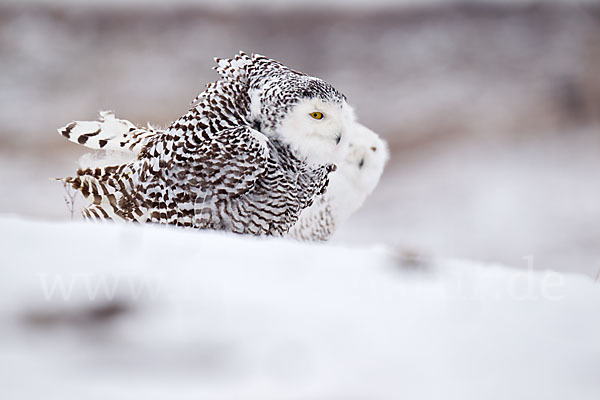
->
[1,0,599,275]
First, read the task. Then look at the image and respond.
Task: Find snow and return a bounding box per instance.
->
[1,216,599,399]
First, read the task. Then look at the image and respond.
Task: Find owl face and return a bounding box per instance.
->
[277,97,355,165]
[340,123,389,195]
[248,74,352,165]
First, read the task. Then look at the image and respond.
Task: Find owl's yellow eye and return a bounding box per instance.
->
[309,112,324,120]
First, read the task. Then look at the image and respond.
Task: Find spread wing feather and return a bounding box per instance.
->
[57,111,159,154]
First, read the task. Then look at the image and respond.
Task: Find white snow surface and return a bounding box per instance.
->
[1,216,599,399]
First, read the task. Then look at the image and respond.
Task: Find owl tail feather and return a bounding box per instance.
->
[57,164,148,223]
[58,111,157,154]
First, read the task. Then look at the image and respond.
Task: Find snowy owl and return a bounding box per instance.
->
[58,52,352,236]
[287,122,389,241]
[215,52,355,164]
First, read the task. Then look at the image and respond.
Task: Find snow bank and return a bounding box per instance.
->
[1,216,599,399]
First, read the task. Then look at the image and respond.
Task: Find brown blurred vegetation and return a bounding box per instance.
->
[0,3,599,151]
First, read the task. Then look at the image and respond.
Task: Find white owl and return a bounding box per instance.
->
[57,52,354,237]
[287,122,389,241]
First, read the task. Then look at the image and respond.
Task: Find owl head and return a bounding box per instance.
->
[320,122,388,225]
[338,122,389,197]
[249,72,354,165]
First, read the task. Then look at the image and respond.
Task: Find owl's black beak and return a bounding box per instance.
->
[358,158,365,169]
[335,133,342,145]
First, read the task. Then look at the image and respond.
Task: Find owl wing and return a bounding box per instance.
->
[169,125,270,197]
[212,51,252,82]
[98,124,270,227]
[60,125,270,225]
[287,195,336,241]
[58,111,159,154]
